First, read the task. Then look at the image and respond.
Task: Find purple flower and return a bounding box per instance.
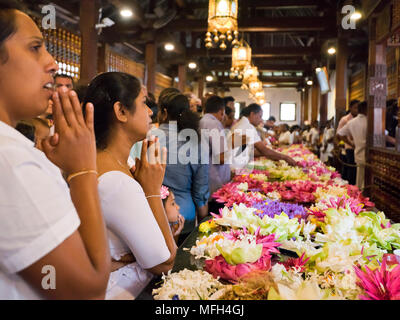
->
[251,199,308,220]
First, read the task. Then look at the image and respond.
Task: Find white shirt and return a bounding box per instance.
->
[337,113,354,149]
[98,171,171,299]
[230,116,261,169]
[279,131,291,145]
[337,114,367,163]
[0,121,80,300]
[309,128,320,146]
[320,128,335,163]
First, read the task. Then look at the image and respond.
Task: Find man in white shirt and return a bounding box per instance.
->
[337,101,367,190]
[320,118,335,164]
[308,120,320,154]
[336,100,359,185]
[199,96,231,196]
[231,104,297,169]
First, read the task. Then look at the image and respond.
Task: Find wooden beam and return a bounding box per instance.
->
[207,76,303,84]
[207,64,311,72]
[79,0,100,84]
[145,42,157,94]
[187,46,321,58]
[335,35,348,127]
[191,0,321,10]
[311,82,319,123]
[166,17,335,32]
[178,64,187,92]
[206,83,298,89]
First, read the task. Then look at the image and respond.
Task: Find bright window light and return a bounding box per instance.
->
[234,102,241,119]
[261,103,271,121]
[280,103,296,121]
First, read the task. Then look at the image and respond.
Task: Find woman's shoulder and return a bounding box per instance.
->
[98,171,143,195]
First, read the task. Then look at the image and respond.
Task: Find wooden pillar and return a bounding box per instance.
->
[311,82,319,123]
[178,64,186,92]
[335,35,348,127]
[198,76,204,101]
[320,94,328,127]
[145,42,157,94]
[79,0,99,84]
[367,18,387,148]
[300,90,305,125]
[97,43,106,74]
[303,88,309,124]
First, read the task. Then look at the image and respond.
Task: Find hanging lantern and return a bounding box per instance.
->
[248,79,263,94]
[241,64,259,88]
[205,0,239,50]
[230,39,251,79]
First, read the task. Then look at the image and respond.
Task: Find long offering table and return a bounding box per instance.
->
[138,145,400,301]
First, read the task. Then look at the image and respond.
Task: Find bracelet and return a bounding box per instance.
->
[146,194,161,199]
[67,170,98,184]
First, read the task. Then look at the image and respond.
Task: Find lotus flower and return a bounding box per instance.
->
[354,259,400,300]
[204,231,280,283]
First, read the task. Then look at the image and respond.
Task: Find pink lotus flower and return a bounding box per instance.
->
[345,185,375,208]
[322,195,364,215]
[354,259,400,300]
[204,230,281,283]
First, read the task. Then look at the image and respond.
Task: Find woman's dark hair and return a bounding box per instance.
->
[74,84,88,102]
[0,0,25,64]
[158,87,180,105]
[159,92,199,133]
[290,124,300,133]
[146,92,158,123]
[16,121,35,142]
[83,72,142,150]
[242,103,262,117]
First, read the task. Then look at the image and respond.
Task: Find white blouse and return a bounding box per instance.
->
[98,171,171,299]
[0,121,80,300]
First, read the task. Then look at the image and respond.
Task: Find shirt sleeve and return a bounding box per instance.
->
[0,146,80,274]
[337,122,350,137]
[98,172,170,269]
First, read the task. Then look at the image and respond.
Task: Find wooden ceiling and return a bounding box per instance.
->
[25,0,369,89]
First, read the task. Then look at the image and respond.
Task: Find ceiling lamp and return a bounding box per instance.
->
[230,39,252,79]
[205,0,239,50]
[188,62,197,69]
[248,79,263,95]
[351,11,362,20]
[327,47,336,55]
[241,64,259,84]
[164,43,175,51]
[120,9,133,18]
[206,75,214,82]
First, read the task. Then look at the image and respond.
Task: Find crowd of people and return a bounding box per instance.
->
[1,2,398,300]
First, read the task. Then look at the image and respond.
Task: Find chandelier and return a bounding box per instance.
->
[229,39,252,79]
[205,0,239,50]
[240,64,259,89]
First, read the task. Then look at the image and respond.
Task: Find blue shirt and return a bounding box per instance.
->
[156,123,209,234]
